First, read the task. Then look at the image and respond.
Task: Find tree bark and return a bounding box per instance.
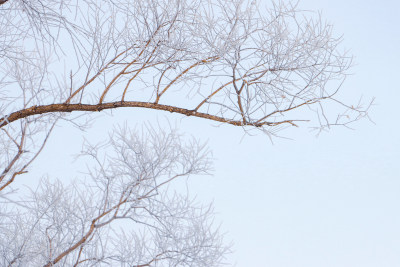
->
[0,101,275,129]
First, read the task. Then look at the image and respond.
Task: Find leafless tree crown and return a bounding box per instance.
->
[0,0,371,266]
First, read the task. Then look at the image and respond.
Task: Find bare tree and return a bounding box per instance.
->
[0,0,371,266]
[1,125,226,266]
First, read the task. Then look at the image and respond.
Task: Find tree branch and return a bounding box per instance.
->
[0,101,277,129]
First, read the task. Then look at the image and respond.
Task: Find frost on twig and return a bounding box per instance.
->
[1,126,228,266]
[0,0,371,135]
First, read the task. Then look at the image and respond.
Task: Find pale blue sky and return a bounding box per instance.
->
[189,1,400,266]
[26,0,400,266]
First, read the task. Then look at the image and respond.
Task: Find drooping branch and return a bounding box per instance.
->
[0,101,296,129]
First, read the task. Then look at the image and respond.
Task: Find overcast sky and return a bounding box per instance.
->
[26,0,400,266]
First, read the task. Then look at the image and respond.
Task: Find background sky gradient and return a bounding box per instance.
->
[26,0,400,266]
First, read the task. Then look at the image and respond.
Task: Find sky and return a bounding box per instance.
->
[24,0,400,266]
[188,0,400,266]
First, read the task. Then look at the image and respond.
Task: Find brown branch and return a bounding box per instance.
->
[155,56,219,103]
[44,185,134,266]
[0,121,56,191]
[73,257,98,267]
[0,101,273,129]
[0,149,24,185]
[0,170,27,192]
[132,251,172,267]
[0,123,27,190]
[194,77,247,111]
[101,42,158,104]
[120,45,161,102]
[100,25,164,104]
[233,79,247,123]
[65,46,136,104]
[43,220,97,267]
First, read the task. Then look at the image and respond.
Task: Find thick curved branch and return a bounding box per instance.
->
[0,101,280,129]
